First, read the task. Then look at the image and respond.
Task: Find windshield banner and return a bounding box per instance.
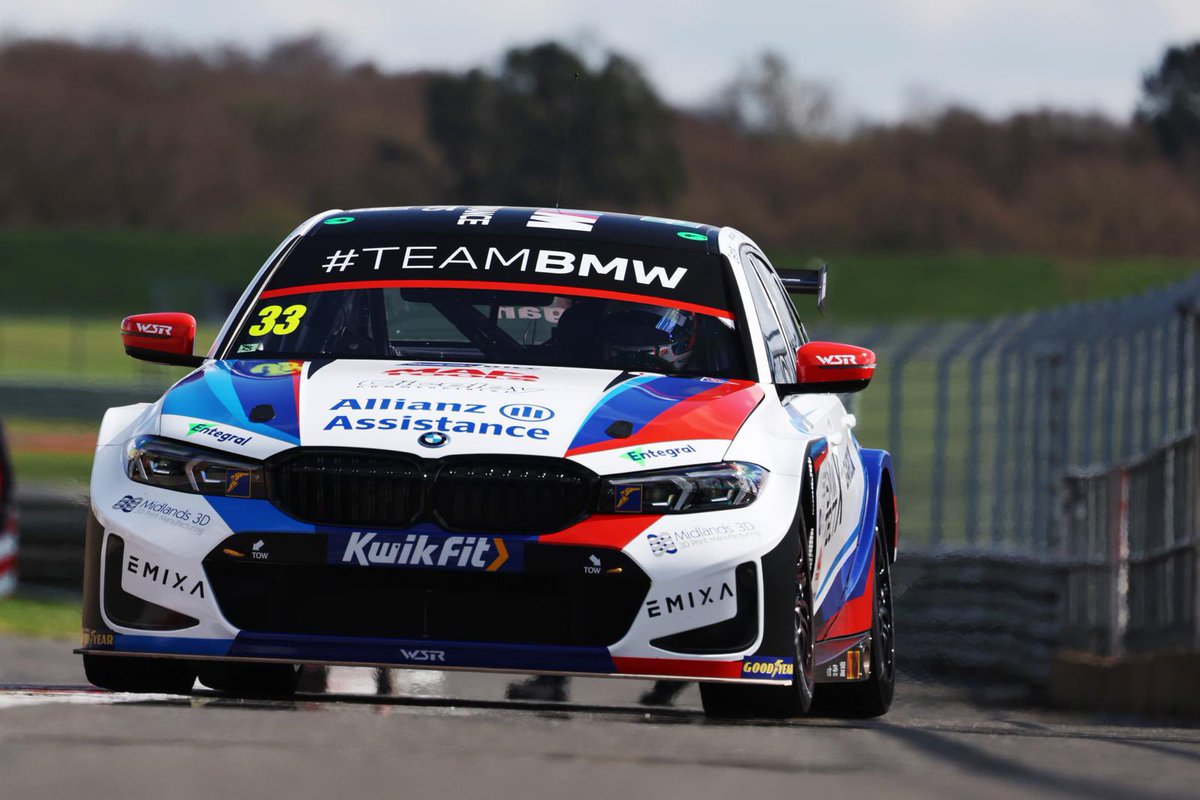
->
[263,235,733,318]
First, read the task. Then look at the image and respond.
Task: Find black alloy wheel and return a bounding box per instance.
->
[811,507,895,718]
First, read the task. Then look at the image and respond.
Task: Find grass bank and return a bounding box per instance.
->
[0,595,80,639]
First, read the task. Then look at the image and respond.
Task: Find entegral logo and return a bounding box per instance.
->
[187,422,253,446]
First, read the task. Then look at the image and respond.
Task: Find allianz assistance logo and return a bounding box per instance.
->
[741,656,795,681]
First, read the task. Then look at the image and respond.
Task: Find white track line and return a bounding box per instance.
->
[0,687,177,710]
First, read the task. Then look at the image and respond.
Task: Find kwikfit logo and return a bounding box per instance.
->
[338,531,510,571]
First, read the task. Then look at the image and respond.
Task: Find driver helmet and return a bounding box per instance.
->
[600,305,697,370]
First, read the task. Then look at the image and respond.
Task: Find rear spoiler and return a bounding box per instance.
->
[778,263,828,315]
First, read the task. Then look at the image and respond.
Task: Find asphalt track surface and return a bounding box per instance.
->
[1,636,1197,800]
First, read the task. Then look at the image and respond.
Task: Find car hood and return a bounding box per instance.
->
[158,360,764,474]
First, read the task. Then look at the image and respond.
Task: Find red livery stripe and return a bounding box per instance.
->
[821,552,875,640]
[261,279,734,320]
[613,656,744,679]
[566,382,763,458]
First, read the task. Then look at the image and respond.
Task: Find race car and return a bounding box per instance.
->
[78,206,898,718]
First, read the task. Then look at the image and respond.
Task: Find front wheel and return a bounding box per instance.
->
[700,514,815,719]
[83,654,196,694]
[812,513,895,718]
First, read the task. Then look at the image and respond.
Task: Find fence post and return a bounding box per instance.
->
[1139,327,1154,456]
[1112,469,1130,658]
[886,324,938,477]
[1193,434,1200,653]
[964,319,1014,546]
[929,323,986,549]
[1192,305,1200,434]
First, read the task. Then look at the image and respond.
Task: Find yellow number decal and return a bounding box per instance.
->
[247,304,306,336]
[274,304,307,335]
[247,306,281,336]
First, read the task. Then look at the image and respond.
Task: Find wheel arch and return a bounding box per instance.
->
[859,448,897,563]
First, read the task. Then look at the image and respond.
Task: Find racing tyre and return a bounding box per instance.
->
[812,511,895,718]
[83,654,197,694]
[700,505,816,719]
[196,662,302,696]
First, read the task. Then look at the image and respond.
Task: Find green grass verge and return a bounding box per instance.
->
[793,251,1200,322]
[0,316,219,384]
[0,595,81,639]
[9,450,94,487]
[4,416,100,487]
[0,229,277,318]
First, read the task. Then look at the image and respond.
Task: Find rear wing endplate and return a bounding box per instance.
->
[779,263,828,315]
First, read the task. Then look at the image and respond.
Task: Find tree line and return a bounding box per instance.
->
[2,35,1200,256]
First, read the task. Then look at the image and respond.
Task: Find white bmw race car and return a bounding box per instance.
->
[78,206,899,718]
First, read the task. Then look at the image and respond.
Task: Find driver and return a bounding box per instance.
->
[599,305,696,371]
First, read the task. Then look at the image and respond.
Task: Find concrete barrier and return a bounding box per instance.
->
[893,551,1065,689]
[14,485,88,590]
[1050,650,1200,717]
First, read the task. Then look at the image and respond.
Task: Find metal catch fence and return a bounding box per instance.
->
[810,272,1200,554]
[1060,433,1199,657]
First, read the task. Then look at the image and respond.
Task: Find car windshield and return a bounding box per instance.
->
[226,233,749,379]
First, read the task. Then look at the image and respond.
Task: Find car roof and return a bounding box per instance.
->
[304,205,722,254]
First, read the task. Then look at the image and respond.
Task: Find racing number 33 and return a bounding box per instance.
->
[248,304,307,336]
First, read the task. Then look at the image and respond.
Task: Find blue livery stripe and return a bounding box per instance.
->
[113,634,232,657]
[568,375,715,451]
[229,632,616,673]
[207,496,316,533]
[163,361,301,445]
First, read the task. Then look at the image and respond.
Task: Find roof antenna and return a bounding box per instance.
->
[554,72,581,210]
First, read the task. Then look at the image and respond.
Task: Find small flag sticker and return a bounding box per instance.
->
[526,208,599,232]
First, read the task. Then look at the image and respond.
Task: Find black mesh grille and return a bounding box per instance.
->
[268,450,596,534]
[433,459,594,533]
[269,451,423,528]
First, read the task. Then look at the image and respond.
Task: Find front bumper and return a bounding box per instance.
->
[81,446,803,685]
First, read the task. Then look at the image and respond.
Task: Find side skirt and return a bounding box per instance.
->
[815,632,872,683]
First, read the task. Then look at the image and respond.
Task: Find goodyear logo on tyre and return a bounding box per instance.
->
[741,656,795,681]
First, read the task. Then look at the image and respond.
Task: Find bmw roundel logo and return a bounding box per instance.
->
[418,431,450,448]
[500,403,555,422]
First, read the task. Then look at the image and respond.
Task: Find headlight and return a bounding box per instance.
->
[126,436,265,498]
[600,462,766,514]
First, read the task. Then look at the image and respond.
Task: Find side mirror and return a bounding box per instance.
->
[786,341,876,394]
[120,313,204,367]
